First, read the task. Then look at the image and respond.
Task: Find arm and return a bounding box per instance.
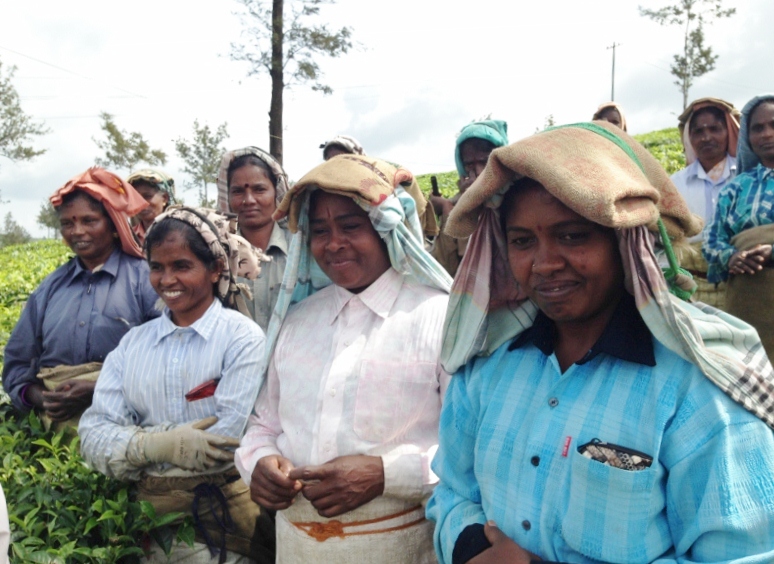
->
[2,290,44,412]
[703,180,740,283]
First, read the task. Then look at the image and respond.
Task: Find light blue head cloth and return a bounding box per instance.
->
[737,94,774,173]
[454,119,509,177]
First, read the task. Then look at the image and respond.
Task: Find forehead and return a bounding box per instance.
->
[504,184,586,226]
[751,101,774,125]
[460,138,495,162]
[599,107,620,119]
[58,195,104,216]
[229,164,273,186]
[690,109,725,129]
[149,230,196,259]
[309,191,367,220]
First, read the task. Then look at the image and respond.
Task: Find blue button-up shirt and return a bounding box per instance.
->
[2,249,159,410]
[427,296,774,564]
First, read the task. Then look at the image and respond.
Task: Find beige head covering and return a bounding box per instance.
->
[677,97,740,165]
[216,146,290,218]
[592,102,628,132]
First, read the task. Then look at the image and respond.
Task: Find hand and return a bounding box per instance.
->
[729,245,772,276]
[458,173,476,195]
[41,379,96,421]
[250,455,302,510]
[143,416,240,472]
[468,521,540,564]
[288,455,384,518]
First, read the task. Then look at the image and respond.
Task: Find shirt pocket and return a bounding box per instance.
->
[559,448,670,564]
[353,359,439,444]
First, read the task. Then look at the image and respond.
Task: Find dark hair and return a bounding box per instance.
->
[689,106,727,132]
[56,189,117,232]
[459,137,497,155]
[145,217,220,273]
[227,155,277,189]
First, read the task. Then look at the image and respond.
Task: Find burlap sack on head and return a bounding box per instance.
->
[447,121,703,240]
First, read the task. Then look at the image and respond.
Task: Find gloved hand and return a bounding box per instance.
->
[142,416,240,472]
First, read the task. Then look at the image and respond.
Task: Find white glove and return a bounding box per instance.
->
[142,416,240,472]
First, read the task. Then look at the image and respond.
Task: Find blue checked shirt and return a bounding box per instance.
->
[703,164,774,283]
[427,297,774,564]
[79,299,265,481]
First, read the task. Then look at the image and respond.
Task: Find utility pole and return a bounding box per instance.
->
[606,42,621,101]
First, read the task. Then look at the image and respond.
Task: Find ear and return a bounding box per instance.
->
[209,259,225,284]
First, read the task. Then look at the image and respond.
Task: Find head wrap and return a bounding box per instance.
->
[265,154,452,359]
[145,205,269,315]
[592,102,628,132]
[50,167,147,258]
[216,146,290,219]
[443,121,774,430]
[126,168,177,204]
[454,120,509,177]
[319,135,366,160]
[677,97,740,165]
[737,94,774,174]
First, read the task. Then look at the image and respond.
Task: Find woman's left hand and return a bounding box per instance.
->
[729,245,772,276]
[41,379,96,421]
[468,521,540,564]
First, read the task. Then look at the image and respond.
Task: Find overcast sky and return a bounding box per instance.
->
[1,0,772,236]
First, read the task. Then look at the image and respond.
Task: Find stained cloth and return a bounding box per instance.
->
[2,249,159,411]
[145,206,268,314]
[36,362,102,431]
[50,167,148,258]
[677,97,740,165]
[737,94,774,174]
[443,121,774,430]
[592,102,628,132]
[453,120,508,177]
[127,168,177,204]
[216,146,289,217]
[265,154,452,360]
[320,134,366,158]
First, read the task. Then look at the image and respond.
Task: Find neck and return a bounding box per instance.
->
[699,154,725,173]
[79,246,116,272]
[171,297,215,327]
[241,222,274,250]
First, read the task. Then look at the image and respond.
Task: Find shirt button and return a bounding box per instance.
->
[330,389,336,397]
[530,456,540,467]
[522,520,531,531]
[172,358,179,364]
[79,321,85,327]
[548,397,559,408]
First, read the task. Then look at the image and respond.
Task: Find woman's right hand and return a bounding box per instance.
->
[250,455,302,510]
[729,245,772,276]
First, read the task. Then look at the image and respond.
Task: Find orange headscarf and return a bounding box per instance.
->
[50,167,148,258]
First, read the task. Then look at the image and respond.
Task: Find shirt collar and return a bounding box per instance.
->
[154,299,223,343]
[239,223,290,256]
[328,267,403,324]
[508,293,655,367]
[65,248,122,285]
[691,155,735,184]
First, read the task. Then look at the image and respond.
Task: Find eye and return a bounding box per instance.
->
[508,235,534,248]
[558,230,591,244]
[229,187,244,195]
[149,263,162,272]
[342,222,362,232]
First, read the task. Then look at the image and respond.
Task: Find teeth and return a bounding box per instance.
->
[163,291,183,298]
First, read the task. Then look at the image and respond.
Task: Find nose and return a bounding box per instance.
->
[70,220,86,236]
[160,268,177,287]
[242,188,257,205]
[325,227,347,252]
[531,242,565,276]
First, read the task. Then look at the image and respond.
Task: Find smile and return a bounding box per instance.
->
[162,290,183,299]
[534,281,579,300]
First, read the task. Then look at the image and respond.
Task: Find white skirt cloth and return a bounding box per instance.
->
[276,496,437,564]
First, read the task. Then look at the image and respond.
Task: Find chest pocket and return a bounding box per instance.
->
[558,449,670,564]
[353,359,439,444]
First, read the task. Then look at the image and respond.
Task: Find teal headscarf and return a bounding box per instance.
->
[737,94,774,173]
[454,119,509,177]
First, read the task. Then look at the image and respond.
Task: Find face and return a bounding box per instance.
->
[228,164,277,231]
[460,139,495,181]
[503,183,624,328]
[689,110,729,170]
[309,191,391,293]
[134,182,169,226]
[148,231,221,327]
[749,101,774,168]
[324,146,348,160]
[58,195,116,270]
[597,108,622,129]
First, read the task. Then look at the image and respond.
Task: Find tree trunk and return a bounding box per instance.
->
[269,0,284,164]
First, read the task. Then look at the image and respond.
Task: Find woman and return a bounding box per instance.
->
[428,122,774,563]
[127,168,177,243]
[79,206,273,563]
[2,168,159,425]
[592,102,627,131]
[704,94,774,354]
[235,155,452,563]
[217,146,291,331]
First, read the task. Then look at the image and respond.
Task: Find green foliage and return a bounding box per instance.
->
[174,120,229,207]
[633,127,687,174]
[415,171,459,199]
[0,57,49,169]
[0,213,31,249]
[93,112,167,174]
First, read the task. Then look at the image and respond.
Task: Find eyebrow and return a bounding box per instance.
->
[310,213,366,224]
[506,219,594,233]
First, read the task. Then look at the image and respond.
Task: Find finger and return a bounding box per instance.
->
[306,491,341,512]
[288,464,328,482]
[277,456,296,476]
[205,446,236,462]
[205,434,241,449]
[483,521,506,545]
[192,416,218,430]
[300,480,337,503]
[316,502,349,519]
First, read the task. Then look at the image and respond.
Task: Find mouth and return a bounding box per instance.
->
[71,241,91,250]
[533,280,580,301]
[327,257,355,269]
[161,290,184,300]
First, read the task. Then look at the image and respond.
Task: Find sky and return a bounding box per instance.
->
[0,0,772,237]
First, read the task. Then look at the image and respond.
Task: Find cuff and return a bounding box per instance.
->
[452,523,490,564]
[19,384,33,408]
[381,450,424,498]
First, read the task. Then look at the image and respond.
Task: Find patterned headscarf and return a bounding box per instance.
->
[454,120,509,177]
[50,167,147,258]
[677,97,740,165]
[443,121,774,430]
[145,205,269,314]
[737,94,774,174]
[216,146,289,218]
[126,168,177,204]
[264,155,452,361]
[319,135,366,159]
[592,102,628,132]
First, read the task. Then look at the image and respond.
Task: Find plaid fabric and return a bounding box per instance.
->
[216,146,289,217]
[442,122,774,431]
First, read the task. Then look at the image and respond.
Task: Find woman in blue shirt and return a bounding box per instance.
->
[428,122,774,564]
[2,168,159,422]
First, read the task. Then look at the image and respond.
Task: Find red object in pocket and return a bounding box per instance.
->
[185,378,220,401]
